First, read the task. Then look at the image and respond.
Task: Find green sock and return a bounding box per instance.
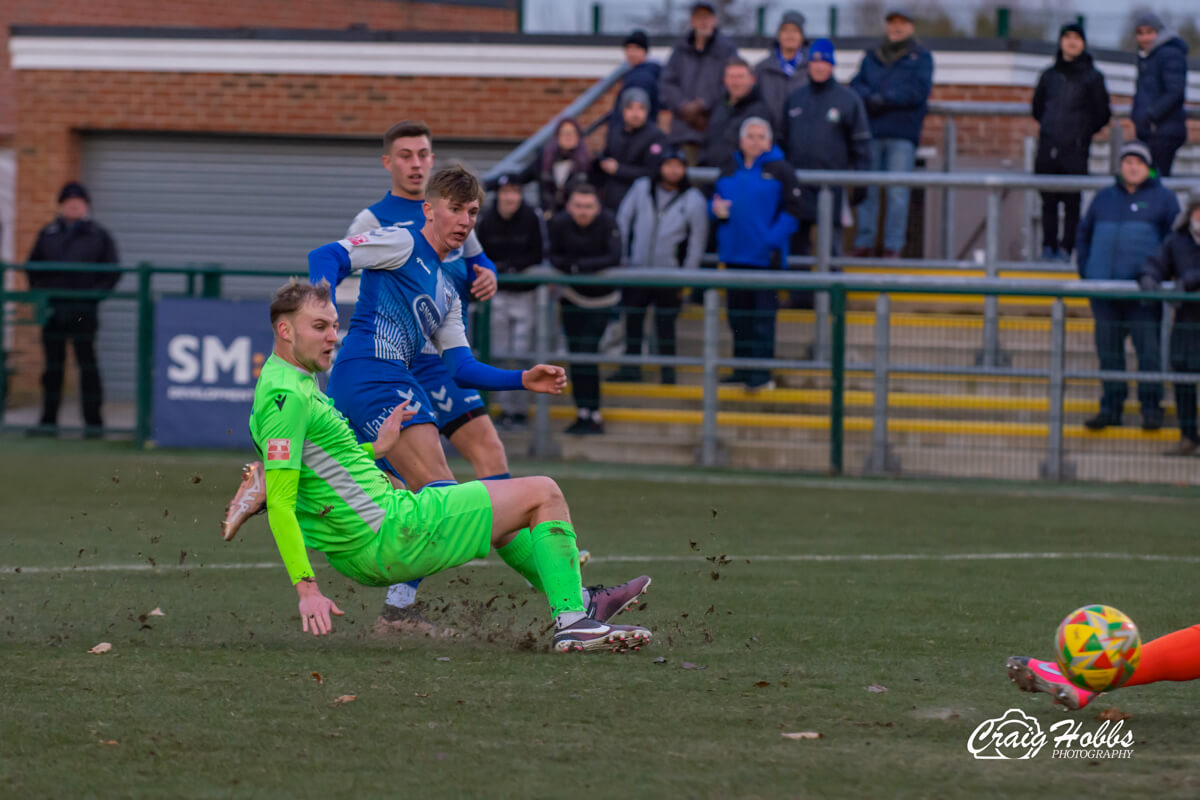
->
[530,520,584,618]
[496,528,544,593]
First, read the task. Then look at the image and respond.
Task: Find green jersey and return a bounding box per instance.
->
[250,353,391,582]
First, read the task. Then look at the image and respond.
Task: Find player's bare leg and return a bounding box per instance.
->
[221,461,265,541]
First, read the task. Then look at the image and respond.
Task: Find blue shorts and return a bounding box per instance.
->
[409,352,486,436]
[326,356,438,480]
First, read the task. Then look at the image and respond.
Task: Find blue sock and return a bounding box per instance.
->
[482,472,511,480]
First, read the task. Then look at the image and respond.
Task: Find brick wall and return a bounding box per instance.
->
[0,0,519,138]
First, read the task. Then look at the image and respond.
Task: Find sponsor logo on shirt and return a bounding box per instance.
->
[412,294,442,339]
[346,234,371,246]
[267,438,291,461]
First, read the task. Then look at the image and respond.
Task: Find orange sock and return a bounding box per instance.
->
[1121,624,1200,688]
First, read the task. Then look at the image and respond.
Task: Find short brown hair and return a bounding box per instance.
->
[566,182,599,203]
[425,164,484,206]
[270,278,332,327]
[383,120,432,153]
[726,56,751,71]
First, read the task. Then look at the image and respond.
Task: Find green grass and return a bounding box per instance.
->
[3,436,1200,798]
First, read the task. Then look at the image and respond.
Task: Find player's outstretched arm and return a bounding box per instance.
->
[308,226,417,287]
[441,345,565,394]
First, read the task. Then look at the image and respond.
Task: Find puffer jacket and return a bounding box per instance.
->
[659,29,739,145]
[616,174,709,269]
[1077,177,1179,280]
[1032,50,1111,154]
[849,38,934,145]
[1132,30,1189,145]
[1140,198,1200,322]
[711,145,803,268]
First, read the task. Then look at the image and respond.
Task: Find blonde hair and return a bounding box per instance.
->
[269,278,332,327]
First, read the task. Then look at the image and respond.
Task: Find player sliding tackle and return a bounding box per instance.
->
[237,276,652,652]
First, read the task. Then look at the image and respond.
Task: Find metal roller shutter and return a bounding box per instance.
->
[80,133,510,401]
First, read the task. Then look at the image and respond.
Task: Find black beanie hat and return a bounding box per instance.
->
[1059,22,1086,44]
[58,181,90,204]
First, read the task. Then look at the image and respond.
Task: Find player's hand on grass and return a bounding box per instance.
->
[374,400,414,461]
[296,579,344,636]
[470,265,498,301]
[522,364,567,394]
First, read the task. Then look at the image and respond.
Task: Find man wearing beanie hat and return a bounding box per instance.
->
[753,11,808,134]
[1075,140,1180,432]
[595,86,666,211]
[610,29,661,127]
[1139,194,1200,455]
[23,181,120,437]
[612,146,708,384]
[1131,12,1189,176]
[1031,22,1111,261]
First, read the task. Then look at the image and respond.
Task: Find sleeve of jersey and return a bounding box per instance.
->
[308,226,416,287]
[345,208,381,238]
[264,470,315,584]
[442,346,525,391]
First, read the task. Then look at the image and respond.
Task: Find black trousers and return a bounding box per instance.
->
[1089,299,1162,416]
[725,263,778,385]
[40,301,103,427]
[1147,135,1186,178]
[560,300,611,412]
[623,286,682,363]
[1170,318,1200,442]
[1034,143,1088,254]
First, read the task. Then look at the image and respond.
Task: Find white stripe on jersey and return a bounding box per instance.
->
[338,226,416,272]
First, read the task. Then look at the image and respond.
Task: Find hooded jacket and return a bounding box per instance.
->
[474,198,544,294]
[659,29,739,145]
[611,60,663,125]
[1140,198,1200,322]
[616,171,709,270]
[711,145,803,268]
[1132,30,1189,144]
[699,84,774,167]
[547,208,623,305]
[595,121,667,212]
[782,77,872,221]
[25,216,121,295]
[1032,49,1111,155]
[754,42,809,133]
[1077,176,1180,281]
[849,38,934,145]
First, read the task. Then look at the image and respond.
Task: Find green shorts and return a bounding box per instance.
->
[325,481,493,587]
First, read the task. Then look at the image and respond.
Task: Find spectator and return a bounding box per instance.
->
[24,181,120,437]
[711,118,803,391]
[511,117,592,217]
[1032,22,1111,262]
[782,39,871,261]
[612,146,709,384]
[754,10,809,133]
[1076,141,1179,432]
[660,1,738,162]
[1139,195,1200,455]
[849,7,934,259]
[1131,13,1189,177]
[594,87,667,212]
[548,184,622,434]
[475,174,544,430]
[611,30,661,126]
[699,57,773,168]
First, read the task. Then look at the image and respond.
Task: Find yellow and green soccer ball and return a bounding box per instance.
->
[1055,604,1141,692]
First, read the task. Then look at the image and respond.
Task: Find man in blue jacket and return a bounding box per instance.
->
[1131,13,1189,177]
[849,7,934,259]
[1076,141,1180,431]
[711,117,803,390]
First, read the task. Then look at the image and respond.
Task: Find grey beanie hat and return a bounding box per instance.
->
[620,87,651,110]
[779,11,806,31]
[1133,12,1164,31]
[1119,140,1153,168]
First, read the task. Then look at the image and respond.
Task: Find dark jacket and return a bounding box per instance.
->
[610,61,662,124]
[782,78,871,221]
[1132,31,1189,145]
[849,38,934,145]
[474,200,544,294]
[595,121,667,211]
[1077,177,1179,281]
[660,29,739,145]
[1032,50,1111,168]
[511,146,591,216]
[711,145,803,268]
[699,85,773,168]
[1140,201,1200,322]
[548,209,623,303]
[25,216,120,296]
[754,43,809,133]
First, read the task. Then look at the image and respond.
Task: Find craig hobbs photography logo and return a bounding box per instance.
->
[967,709,1134,760]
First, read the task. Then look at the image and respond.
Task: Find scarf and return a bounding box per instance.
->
[878,36,915,66]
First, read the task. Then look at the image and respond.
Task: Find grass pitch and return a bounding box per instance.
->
[2,436,1200,798]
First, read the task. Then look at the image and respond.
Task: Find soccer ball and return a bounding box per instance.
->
[1055,604,1141,692]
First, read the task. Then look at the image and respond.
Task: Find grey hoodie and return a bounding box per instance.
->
[616,175,709,270]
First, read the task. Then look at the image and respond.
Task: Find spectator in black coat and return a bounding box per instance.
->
[511,117,592,217]
[1139,195,1200,455]
[24,181,120,436]
[594,87,667,212]
[611,30,661,126]
[476,174,544,428]
[753,10,809,134]
[1132,12,1189,177]
[660,1,739,158]
[1032,22,1111,261]
[548,184,623,435]
[699,57,773,167]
